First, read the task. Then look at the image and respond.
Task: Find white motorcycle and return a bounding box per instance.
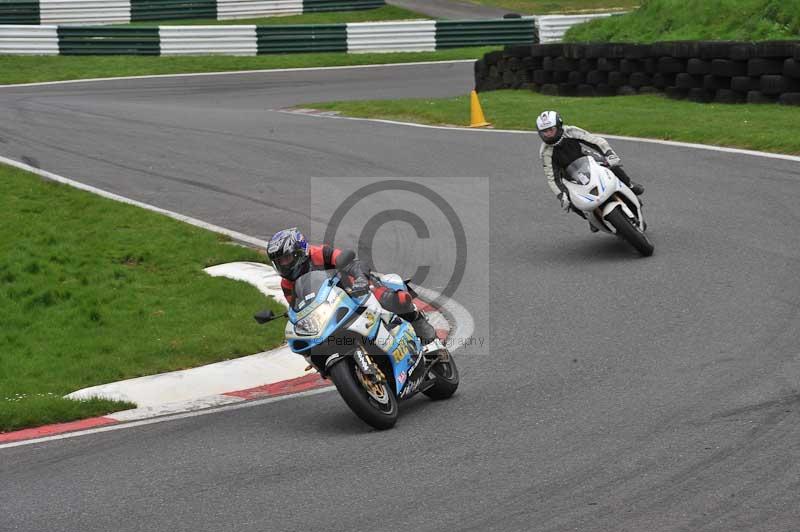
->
[562,152,654,257]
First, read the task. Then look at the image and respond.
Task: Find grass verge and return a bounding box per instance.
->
[0,163,285,432]
[118,6,427,27]
[307,90,800,155]
[465,0,637,14]
[565,0,800,42]
[0,47,496,85]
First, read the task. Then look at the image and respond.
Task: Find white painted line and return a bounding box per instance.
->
[273,109,800,164]
[0,59,476,89]
[0,154,271,248]
[107,394,245,422]
[0,387,335,450]
[592,133,800,164]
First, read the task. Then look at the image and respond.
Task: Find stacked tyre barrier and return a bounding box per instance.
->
[0,18,535,55]
[475,41,800,105]
[0,0,384,25]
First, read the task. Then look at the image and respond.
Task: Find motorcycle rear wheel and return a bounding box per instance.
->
[329,358,398,430]
[606,206,654,257]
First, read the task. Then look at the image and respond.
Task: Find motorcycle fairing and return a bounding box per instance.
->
[381,321,424,395]
[286,275,359,353]
[285,270,426,398]
[562,156,645,233]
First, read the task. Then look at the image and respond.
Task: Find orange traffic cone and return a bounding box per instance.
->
[469,90,491,128]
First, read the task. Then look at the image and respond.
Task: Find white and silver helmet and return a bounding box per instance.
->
[536,110,564,146]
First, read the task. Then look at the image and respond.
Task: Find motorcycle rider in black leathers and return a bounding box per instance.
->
[536,110,644,232]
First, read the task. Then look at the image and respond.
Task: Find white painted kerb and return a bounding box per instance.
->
[67,262,303,407]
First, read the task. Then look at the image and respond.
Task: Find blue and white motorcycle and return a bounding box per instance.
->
[254,252,458,430]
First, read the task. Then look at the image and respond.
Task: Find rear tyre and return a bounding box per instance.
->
[606,206,654,257]
[422,352,460,400]
[329,358,398,430]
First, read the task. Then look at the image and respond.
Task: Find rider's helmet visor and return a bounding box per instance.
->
[539,126,558,139]
[276,254,296,267]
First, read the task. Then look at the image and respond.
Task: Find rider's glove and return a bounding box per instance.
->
[349,276,370,297]
[606,153,622,167]
[558,192,572,212]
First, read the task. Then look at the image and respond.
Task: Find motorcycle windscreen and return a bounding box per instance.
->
[564,156,593,185]
[292,269,335,311]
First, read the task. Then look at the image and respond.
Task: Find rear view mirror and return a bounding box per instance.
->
[254,310,275,324]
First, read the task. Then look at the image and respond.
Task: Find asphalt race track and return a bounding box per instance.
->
[1,62,799,531]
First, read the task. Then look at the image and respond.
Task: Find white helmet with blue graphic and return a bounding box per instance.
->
[536,110,564,146]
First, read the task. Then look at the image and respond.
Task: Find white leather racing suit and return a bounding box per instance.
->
[538,125,619,197]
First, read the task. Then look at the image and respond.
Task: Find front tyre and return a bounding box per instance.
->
[329,358,398,430]
[606,206,654,257]
[422,351,460,400]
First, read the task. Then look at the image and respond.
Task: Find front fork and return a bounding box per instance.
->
[596,193,643,232]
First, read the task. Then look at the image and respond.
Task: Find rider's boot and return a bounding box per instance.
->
[400,310,437,345]
[612,166,645,195]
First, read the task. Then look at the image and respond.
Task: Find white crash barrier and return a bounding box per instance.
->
[159,25,258,55]
[535,13,619,43]
[347,20,436,53]
[0,24,59,54]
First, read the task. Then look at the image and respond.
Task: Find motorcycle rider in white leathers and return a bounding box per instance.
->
[536,110,644,231]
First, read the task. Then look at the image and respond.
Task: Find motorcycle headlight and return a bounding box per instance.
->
[294,302,333,336]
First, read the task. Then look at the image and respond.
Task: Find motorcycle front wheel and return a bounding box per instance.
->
[606,205,654,257]
[422,351,460,400]
[329,358,398,430]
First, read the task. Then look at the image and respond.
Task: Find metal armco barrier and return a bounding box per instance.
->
[535,13,617,43]
[217,0,301,20]
[160,25,256,55]
[0,0,384,25]
[0,17,537,55]
[41,0,130,24]
[257,23,345,53]
[0,1,40,24]
[347,20,435,53]
[57,26,159,54]
[303,0,382,12]
[436,18,535,49]
[131,0,216,22]
[0,24,57,53]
